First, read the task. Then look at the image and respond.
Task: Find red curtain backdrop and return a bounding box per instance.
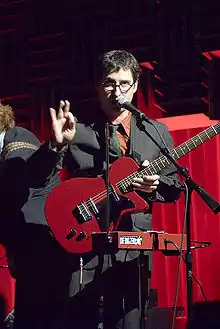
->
[150,114,220,328]
[137,62,165,120]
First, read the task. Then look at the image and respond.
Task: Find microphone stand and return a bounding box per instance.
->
[127,105,220,328]
[105,122,111,238]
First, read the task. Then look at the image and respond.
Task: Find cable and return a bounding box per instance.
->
[170,181,188,329]
[190,272,207,302]
[163,183,208,329]
[166,238,208,325]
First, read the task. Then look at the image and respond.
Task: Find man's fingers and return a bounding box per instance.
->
[60,100,65,108]
[63,100,70,115]
[49,100,75,129]
[57,108,64,120]
[132,183,158,193]
[143,175,160,182]
[49,108,57,123]
[142,160,150,167]
[132,174,160,193]
[50,100,67,121]
[133,180,159,187]
[56,100,65,119]
[133,175,160,184]
[67,112,76,124]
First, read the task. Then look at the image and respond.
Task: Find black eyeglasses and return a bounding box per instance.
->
[102,80,135,93]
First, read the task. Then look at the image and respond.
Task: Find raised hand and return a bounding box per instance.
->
[50,100,76,146]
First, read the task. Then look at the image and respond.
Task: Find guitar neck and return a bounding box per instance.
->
[118,122,220,189]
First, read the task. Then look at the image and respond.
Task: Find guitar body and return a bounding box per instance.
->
[46,121,220,253]
[45,157,149,254]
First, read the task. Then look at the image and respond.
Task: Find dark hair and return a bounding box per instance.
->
[95,50,140,83]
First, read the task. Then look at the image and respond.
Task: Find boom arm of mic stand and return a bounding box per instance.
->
[135,110,220,215]
[186,177,220,214]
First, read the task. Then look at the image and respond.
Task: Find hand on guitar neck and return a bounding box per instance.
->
[132,159,160,194]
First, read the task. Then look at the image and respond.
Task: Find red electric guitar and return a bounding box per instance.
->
[45,122,220,254]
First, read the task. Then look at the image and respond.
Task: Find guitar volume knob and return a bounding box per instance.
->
[66,229,77,240]
[76,231,87,241]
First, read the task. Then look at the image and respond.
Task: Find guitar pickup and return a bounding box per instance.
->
[72,201,92,223]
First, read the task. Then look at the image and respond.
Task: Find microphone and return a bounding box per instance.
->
[116,95,151,123]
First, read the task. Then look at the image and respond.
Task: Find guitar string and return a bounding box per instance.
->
[83,124,219,207]
[84,140,208,208]
[83,125,219,207]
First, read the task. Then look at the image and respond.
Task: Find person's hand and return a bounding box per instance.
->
[132,160,160,193]
[50,100,76,146]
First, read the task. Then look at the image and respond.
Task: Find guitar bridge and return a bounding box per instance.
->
[72,201,92,223]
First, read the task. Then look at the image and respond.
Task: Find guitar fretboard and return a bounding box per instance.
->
[116,122,220,192]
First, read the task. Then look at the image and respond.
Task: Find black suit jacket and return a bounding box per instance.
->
[65,115,181,233]
[0,127,70,280]
[0,126,63,234]
[59,115,183,294]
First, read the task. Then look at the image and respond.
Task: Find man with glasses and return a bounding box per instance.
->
[47,49,182,329]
